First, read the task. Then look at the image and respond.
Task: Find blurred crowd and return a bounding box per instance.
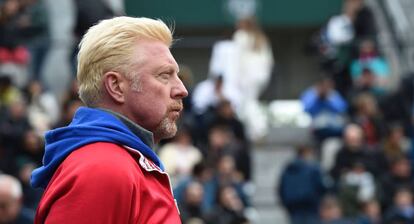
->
[161,15,273,224]
[168,11,276,223]
[0,0,265,223]
[2,0,414,223]
[0,0,56,223]
[279,0,414,224]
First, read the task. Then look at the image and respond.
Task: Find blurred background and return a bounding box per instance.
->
[1,0,414,223]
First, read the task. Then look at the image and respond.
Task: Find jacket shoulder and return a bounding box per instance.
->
[60,142,142,182]
[36,142,143,224]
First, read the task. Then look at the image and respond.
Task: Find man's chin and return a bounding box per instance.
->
[154,119,177,141]
[163,126,177,139]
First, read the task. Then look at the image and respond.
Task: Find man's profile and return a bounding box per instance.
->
[31,16,188,223]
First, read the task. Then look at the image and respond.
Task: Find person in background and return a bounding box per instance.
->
[301,75,348,144]
[0,75,22,107]
[0,174,34,224]
[208,99,248,144]
[0,97,31,175]
[159,126,202,186]
[353,94,389,175]
[207,100,251,180]
[177,64,195,116]
[18,0,50,82]
[205,124,236,164]
[71,0,115,72]
[230,17,274,141]
[204,184,249,224]
[379,156,414,212]
[337,162,376,217]
[350,0,377,40]
[174,162,216,213]
[318,195,352,224]
[15,129,43,167]
[350,39,389,96]
[325,0,356,47]
[232,16,274,103]
[331,124,367,182]
[179,180,206,223]
[23,80,59,133]
[208,16,273,141]
[0,0,30,88]
[279,145,328,224]
[382,123,411,165]
[191,75,225,116]
[356,199,383,224]
[191,75,225,146]
[199,153,250,213]
[384,187,414,224]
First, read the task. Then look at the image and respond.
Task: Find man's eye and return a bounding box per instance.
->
[160,73,170,79]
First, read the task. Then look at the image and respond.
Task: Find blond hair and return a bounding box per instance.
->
[77,16,173,106]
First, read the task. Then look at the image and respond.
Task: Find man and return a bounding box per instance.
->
[30,17,188,223]
[279,145,328,224]
[0,174,34,224]
[301,76,347,143]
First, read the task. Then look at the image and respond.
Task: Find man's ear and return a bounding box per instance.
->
[102,71,127,104]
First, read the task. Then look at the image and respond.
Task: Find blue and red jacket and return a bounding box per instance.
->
[31,107,181,223]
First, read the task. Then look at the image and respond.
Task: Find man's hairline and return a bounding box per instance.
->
[91,37,174,105]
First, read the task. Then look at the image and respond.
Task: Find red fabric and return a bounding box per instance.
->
[0,46,30,64]
[361,119,377,146]
[35,142,181,224]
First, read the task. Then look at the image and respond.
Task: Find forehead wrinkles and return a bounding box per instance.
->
[134,41,178,73]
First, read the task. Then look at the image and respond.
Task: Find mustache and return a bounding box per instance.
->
[168,101,183,111]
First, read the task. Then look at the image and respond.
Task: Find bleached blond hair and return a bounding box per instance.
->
[77,16,173,106]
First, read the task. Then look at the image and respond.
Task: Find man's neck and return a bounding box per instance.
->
[100,108,155,148]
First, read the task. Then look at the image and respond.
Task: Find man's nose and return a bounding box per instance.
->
[171,77,188,99]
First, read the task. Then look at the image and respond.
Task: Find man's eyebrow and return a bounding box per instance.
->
[157,64,179,73]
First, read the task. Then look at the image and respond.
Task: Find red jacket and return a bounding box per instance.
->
[35,142,181,224]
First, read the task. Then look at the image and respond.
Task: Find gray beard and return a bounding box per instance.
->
[153,116,177,141]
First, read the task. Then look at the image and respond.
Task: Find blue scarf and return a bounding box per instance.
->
[31,107,164,189]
